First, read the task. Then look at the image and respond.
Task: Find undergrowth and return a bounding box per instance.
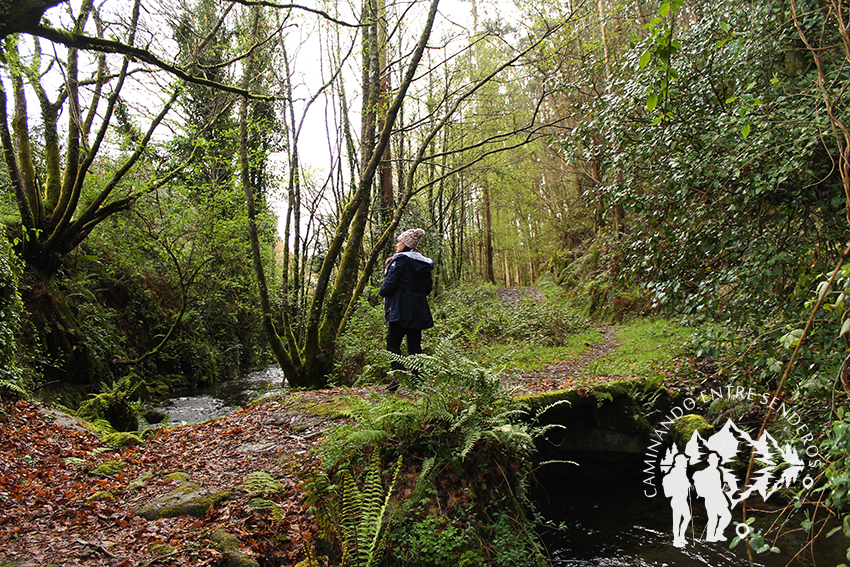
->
[303,342,548,567]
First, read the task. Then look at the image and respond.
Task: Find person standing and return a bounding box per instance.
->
[693,452,732,542]
[379,228,434,392]
[662,452,693,548]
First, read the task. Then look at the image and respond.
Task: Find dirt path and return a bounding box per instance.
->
[492,287,627,393]
[506,324,624,393]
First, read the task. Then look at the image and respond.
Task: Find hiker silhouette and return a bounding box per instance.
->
[693,452,732,542]
[662,453,692,548]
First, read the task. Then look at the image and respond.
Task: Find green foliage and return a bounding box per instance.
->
[307,344,547,566]
[337,451,403,567]
[584,319,690,379]
[0,234,24,399]
[76,375,143,432]
[335,294,390,386]
[239,471,286,520]
[559,0,846,332]
[432,284,588,349]
[392,510,482,566]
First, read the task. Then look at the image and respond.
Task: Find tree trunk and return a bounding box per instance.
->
[482,178,496,284]
[239,6,296,381]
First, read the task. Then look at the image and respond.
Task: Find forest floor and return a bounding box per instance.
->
[0,290,648,567]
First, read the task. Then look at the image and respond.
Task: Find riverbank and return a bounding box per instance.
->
[0,387,379,567]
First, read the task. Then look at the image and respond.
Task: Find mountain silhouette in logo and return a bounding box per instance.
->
[679,419,804,506]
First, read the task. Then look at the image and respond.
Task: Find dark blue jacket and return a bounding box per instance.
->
[379,251,434,330]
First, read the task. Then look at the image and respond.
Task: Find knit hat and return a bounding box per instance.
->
[397,228,425,250]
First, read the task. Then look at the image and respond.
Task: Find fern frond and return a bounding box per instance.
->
[408,456,437,507]
[0,378,27,399]
[533,398,572,422]
[247,497,284,519]
[239,471,284,495]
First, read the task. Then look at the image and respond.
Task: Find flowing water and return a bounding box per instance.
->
[145,365,285,427]
[144,377,847,566]
[534,461,847,567]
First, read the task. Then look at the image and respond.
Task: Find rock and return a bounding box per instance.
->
[162,471,191,483]
[37,407,89,434]
[87,490,116,502]
[143,408,167,424]
[668,414,714,450]
[92,460,125,476]
[236,442,276,453]
[101,431,143,448]
[149,543,175,556]
[209,530,260,567]
[136,482,231,520]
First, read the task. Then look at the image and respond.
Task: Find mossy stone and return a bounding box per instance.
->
[102,431,143,448]
[670,414,714,449]
[150,543,175,556]
[88,490,115,502]
[92,460,125,476]
[136,482,231,520]
[210,529,242,551]
[143,409,167,424]
[209,529,260,567]
[294,396,352,418]
[163,471,191,483]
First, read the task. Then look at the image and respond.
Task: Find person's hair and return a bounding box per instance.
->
[402,246,412,252]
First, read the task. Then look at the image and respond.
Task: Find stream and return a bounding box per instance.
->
[534,461,847,567]
[145,365,285,427]
[145,375,846,566]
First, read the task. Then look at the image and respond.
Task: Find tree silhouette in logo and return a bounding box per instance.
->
[659,419,805,547]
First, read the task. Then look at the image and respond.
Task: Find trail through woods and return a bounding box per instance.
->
[496,287,631,393]
[1,288,643,566]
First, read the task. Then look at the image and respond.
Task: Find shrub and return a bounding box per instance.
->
[304,343,547,567]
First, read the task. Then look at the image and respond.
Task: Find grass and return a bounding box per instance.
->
[584,318,692,379]
[473,328,604,372]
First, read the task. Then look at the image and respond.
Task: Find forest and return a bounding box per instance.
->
[2,0,850,564]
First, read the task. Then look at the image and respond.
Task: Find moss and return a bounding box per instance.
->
[136,483,232,520]
[143,408,167,424]
[88,490,115,502]
[209,529,242,551]
[102,431,143,448]
[163,471,191,483]
[293,396,353,418]
[86,418,117,436]
[150,543,175,556]
[92,460,125,476]
[516,378,655,415]
[670,414,714,450]
[128,470,154,491]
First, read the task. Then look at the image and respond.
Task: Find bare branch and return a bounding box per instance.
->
[29,24,276,101]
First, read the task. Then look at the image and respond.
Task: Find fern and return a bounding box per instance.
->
[239,470,283,494]
[239,471,285,519]
[0,377,27,400]
[338,451,403,567]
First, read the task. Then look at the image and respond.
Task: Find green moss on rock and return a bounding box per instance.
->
[87,490,115,502]
[92,460,125,476]
[102,431,143,448]
[163,471,191,483]
[669,414,714,450]
[136,482,231,520]
[293,396,352,418]
[209,529,260,567]
[150,543,175,556]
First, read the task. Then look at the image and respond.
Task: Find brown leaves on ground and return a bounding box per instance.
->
[0,319,636,567]
[0,388,375,567]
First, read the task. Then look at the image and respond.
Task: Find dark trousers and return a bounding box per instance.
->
[386,323,422,371]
